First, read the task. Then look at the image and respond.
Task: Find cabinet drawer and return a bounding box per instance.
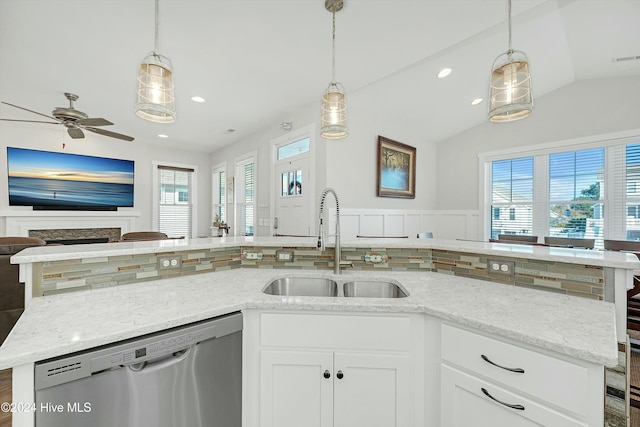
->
[260,312,412,351]
[441,365,587,427]
[441,324,591,415]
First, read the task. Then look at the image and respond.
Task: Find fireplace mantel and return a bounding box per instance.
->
[0,210,141,237]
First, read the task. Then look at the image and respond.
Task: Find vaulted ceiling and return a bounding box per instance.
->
[1,0,638,152]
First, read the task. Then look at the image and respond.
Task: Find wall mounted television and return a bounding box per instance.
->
[7,147,134,210]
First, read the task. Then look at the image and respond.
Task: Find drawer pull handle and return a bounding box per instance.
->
[481,387,525,411]
[481,354,525,373]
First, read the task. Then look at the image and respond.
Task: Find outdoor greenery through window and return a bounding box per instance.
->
[548,148,604,242]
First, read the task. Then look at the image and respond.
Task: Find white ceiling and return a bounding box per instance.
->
[1,0,639,153]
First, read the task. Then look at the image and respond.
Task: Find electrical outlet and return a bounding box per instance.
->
[487,259,515,276]
[364,252,388,264]
[276,250,294,262]
[242,251,263,261]
[158,255,182,270]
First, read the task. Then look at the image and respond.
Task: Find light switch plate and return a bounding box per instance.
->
[276,249,294,262]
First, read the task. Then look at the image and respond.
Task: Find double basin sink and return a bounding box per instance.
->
[263,276,408,298]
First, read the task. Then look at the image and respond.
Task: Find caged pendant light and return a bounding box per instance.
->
[488,0,533,123]
[136,0,176,123]
[320,0,348,140]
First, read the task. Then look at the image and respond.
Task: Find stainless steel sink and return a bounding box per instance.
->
[263,277,338,297]
[343,281,408,298]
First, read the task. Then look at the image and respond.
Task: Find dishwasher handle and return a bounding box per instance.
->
[128,347,192,372]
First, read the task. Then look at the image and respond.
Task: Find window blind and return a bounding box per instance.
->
[490,157,534,239]
[235,158,255,236]
[158,165,193,238]
[548,148,604,243]
[626,143,640,240]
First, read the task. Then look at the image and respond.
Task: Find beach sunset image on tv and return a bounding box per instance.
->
[7,147,134,207]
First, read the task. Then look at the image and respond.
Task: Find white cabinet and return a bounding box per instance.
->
[260,350,411,427]
[440,324,603,427]
[244,311,424,427]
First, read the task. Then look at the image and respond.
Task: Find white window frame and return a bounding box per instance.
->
[152,160,198,238]
[212,162,227,226]
[235,151,257,237]
[479,129,640,242]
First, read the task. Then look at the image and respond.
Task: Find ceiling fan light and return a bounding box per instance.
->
[488,50,532,122]
[136,53,176,123]
[321,82,348,139]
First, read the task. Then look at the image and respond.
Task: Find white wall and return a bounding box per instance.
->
[0,123,213,237]
[209,76,440,236]
[436,76,640,210]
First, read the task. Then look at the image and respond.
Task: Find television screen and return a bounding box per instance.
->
[7,147,134,209]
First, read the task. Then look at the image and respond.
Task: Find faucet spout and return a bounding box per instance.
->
[318,188,341,274]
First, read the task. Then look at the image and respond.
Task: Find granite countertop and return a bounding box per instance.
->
[11,236,640,269]
[0,268,618,370]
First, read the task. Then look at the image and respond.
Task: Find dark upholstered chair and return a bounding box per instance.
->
[0,237,46,344]
[544,236,595,249]
[497,234,538,243]
[121,231,169,241]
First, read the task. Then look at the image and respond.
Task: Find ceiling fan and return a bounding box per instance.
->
[0,92,135,142]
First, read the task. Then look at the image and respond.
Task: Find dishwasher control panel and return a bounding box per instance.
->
[35,312,243,391]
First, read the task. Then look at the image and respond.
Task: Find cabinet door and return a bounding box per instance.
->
[333,352,412,427]
[441,366,587,427]
[260,350,334,427]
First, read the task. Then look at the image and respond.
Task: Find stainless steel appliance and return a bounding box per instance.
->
[35,312,242,427]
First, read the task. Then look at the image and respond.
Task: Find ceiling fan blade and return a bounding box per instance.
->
[67,127,85,139]
[76,117,113,127]
[85,127,135,142]
[0,118,60,124]
[1,101,59,121]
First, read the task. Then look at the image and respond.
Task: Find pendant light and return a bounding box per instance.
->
[136,0,176,123]
[320,0,348,139]
[488,0,533,123]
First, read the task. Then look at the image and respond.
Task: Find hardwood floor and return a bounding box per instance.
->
[0,368,11,427]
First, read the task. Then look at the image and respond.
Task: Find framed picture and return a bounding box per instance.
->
[376,135,416,198]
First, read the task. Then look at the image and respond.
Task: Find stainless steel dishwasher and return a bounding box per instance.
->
[34,312,242,427]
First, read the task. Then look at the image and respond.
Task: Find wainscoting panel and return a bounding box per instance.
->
[340,209,480,241]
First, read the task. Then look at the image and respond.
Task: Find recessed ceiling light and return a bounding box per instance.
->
[436,68,452,79]
[471,98,484,106]
[224,129,236,134]
[190,96,206,103]
[158,134,169,138]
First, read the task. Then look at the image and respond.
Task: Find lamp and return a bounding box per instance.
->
[488,0,533,123]
[136,0,176,123]
[320,0,348,139]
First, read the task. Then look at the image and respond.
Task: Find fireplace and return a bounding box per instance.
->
[0,210,140,239]
[29,228,121,243]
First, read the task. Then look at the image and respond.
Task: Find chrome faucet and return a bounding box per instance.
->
[317,187,343,274]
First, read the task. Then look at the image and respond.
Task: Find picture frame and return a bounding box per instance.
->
[376,135,416,199]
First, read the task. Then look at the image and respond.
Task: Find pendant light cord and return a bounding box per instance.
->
[154,0,160,55]
[331,11,337,83]
[507,0,513,53]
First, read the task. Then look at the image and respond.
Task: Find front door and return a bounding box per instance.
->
[274,156,312,236]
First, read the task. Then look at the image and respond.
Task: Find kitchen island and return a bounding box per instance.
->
[1,236,637,426]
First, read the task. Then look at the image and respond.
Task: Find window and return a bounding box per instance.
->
[548,148,604,241]
[490,157,534,239]
[277,137,310,160]
[627,143,640,240]
[157,165,194,238]
[484,135,640,246]
[235,155,255,236]
[212,165,226,224]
